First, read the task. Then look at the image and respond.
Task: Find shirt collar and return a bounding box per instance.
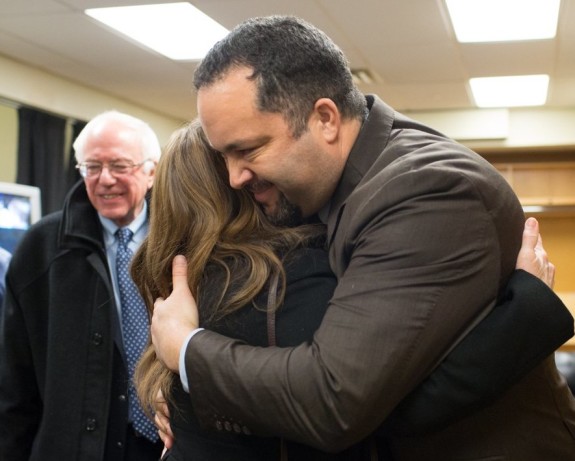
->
[98,201,148,247]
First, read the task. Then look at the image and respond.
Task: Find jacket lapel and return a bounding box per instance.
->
[326,95,395,276]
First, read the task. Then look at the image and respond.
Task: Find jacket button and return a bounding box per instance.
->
[118,394,127,402]
[92,332,103,345]
[85,418,97,431]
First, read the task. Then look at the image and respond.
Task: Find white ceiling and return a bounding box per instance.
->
[1,0,574,122]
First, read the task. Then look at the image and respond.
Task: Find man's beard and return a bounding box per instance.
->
[264,192,303,228]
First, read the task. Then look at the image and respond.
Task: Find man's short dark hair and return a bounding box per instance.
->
[193,15,367,138]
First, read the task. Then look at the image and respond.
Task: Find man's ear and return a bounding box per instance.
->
[143,160,156,175]
[312,98,340,143]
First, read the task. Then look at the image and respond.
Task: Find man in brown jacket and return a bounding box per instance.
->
[151,15,575,460]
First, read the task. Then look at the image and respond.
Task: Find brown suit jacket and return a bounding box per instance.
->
[185,95,575,460]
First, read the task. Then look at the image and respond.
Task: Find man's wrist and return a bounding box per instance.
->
[179,328,205,392]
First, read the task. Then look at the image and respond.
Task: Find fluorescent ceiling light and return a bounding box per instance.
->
[445,0,561,43]
[469,75,549,108]
[85,2,228,60]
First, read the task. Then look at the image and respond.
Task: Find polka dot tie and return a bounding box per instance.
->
[116,228,158,442]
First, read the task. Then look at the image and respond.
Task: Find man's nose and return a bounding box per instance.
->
[98,165,117,184]
[227,158,254,190]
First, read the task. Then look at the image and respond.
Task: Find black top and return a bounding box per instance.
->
[164,245,375,460]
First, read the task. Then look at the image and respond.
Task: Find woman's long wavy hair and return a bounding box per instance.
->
[132,119,325,415]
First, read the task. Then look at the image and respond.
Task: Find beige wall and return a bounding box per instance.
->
[0,104,17,182]
[405,107,575,149]
[0,54,183,143]
[0,53,185,184]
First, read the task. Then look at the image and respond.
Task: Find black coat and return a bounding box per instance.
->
[0,181,146,461]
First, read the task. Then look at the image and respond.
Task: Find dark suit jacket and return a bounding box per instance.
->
[0,182,160,461]
[184,96,575,460]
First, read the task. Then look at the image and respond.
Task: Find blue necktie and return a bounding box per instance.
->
[116,228,158,442]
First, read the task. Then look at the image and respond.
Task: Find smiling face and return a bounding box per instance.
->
[82,121,154,227]
[197,66,346,224]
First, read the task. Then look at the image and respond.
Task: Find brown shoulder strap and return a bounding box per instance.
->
[266,271,279,347]
[265,271,288,460]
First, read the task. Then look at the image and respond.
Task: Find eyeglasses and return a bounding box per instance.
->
[76,159,149,179]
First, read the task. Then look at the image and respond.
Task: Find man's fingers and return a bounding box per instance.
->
[515,217,555,289]
[517,217,544,266]
[521,217,539,249]
[152,255,199,371]
[154,401,174,450]
[172,255,188,292]
[155,411,171,433]
[155,412,174,449]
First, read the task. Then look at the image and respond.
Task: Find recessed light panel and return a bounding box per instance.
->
[469,75,549,107]
[85,2,228,60]
[446,0,561,43]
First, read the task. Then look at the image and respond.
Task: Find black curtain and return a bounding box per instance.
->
[17,108,70,215]
[66,120,87,189]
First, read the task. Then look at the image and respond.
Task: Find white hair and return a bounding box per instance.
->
[73,110,161,163]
